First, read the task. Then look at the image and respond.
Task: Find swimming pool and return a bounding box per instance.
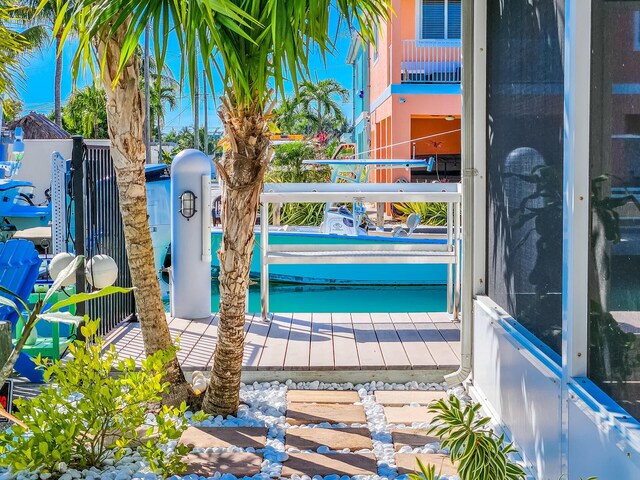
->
[164,282,448,313]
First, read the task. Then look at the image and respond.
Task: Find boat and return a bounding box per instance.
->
[148,158,456,289]
[0,128,51,241]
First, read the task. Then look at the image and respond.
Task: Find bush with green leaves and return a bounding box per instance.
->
[426,395,526,480]
[0,319,207,477]
[393,202,449,227]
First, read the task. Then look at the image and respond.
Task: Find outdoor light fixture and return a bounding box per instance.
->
[399,97,406,103]
[179,190,197,220]
[445,115,455,121]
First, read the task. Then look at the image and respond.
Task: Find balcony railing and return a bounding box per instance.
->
[401,39,461,84]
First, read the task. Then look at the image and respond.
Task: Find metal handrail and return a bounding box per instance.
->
[401,39,462,84]
[259,182,462,321]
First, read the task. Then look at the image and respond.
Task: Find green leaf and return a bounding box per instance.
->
[47,286,133,313]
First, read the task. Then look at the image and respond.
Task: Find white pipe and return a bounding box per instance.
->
[445,0,474,387]
[201,174,211,262]
[260,201,269,321]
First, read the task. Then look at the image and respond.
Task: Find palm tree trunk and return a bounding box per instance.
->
[94,22,193,406]
[54,31,63,128]
[201,97,270,416]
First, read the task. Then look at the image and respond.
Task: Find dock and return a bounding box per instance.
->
[104,312,461,383]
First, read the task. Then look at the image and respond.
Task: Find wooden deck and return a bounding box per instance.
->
[104,312,460,382]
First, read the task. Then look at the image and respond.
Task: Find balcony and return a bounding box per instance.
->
[401,39,461,84]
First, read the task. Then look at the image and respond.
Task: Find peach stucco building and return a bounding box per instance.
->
[348,0,462,183]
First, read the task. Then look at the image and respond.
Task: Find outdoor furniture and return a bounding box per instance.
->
[0,239,75,381]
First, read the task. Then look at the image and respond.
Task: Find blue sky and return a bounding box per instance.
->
[18,16,355,133]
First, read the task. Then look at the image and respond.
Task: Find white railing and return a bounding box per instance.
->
[259,182,462,320]
[401,39,461,84]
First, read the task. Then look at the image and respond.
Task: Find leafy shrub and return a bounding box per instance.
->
[394,202,449,227]
[0,319,206,477]
[427,395,526,480]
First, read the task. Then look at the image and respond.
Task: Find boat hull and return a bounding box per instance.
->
[210,229,448,285]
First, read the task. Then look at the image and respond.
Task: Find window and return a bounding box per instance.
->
[485,0,565,354]
[421,0,461,40]
[589,1,640,422]
[635,11,640,51]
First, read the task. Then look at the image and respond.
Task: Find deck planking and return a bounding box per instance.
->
[104,312,460,373]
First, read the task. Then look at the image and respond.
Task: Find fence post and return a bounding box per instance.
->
[71,135,86,320]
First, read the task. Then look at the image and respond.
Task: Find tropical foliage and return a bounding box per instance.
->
[1,97,23,122]
[62,84,109,138]
[265,141,330,226]
[394,202,448,227]
[164,127,221,157]
[0,1,31,99]
[0,254,131,389]
[427,395,526,480]
[0,319,206,477]
[274,79,350,138]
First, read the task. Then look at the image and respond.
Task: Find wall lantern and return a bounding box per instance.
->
[179,190,197,220]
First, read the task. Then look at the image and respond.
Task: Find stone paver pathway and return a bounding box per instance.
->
[178,387,456,478]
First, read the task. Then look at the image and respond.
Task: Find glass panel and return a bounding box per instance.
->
[486,0,565,354]
[422,0,445,39]
[589,1,640,420]
[447,0,462,39]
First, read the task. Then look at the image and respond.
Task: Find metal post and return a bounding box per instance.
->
[194,75,200,151]
[454,200,461,320]
[260,201,269,321]
[203,70,208,155]
[144,23,151,164]
[446,201,453,314]
[71,136,86,319]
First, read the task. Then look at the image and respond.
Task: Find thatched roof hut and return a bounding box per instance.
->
[5,112,70,140]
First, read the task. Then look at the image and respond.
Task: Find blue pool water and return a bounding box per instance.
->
[165,282,448,313]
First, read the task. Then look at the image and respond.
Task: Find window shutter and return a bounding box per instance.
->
[422,0,445,39]
[447,0,462,39]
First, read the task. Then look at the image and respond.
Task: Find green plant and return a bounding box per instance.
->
[394,202,448,227]
[0,255,131,389]
[408,457,441,480]
[0,319,206,477]
[428,395,526,480]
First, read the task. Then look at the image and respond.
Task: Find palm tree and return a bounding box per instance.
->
[194,2,387,415]
[56,0,387,414]
[53,0,257,407]
[150,83,177,154]
[10,0,64,125]
[0,0,48,101]
[62,84,108,138]
[298,79,349,134]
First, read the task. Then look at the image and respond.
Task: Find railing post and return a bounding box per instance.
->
[446,201,453,314]
[260,201,269,321]
[71,135,86,320]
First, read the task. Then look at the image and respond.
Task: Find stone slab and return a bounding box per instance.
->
[281,453,378,477]
[182,452,263,477]
[383,406,437,425]
[391,429,440,450]
[286,427,373,451]
[287,390,360,404]
[374,390,446,406]
[179,426,267,449]
[396,453,457,476]
[287,403,367,425]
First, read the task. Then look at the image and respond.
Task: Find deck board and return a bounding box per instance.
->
[332,313,360,370]
[310,312,335,371]
[409,312,459,367]
[389,312,437,369]
[105,312,460,374]
[370,313,412,370]
[257,313,293,371]
[284,312,312,371]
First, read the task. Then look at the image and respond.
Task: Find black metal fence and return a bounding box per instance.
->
[70,136,136,335]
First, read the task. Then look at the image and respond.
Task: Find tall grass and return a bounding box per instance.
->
[394,202,449,226]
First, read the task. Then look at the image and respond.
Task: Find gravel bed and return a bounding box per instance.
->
[1,381,461,480]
